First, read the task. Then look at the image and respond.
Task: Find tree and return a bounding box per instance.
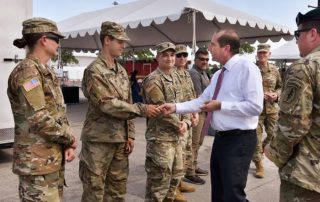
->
[52,49,79,68]
[120,49,155,63]
[239,42,255,54]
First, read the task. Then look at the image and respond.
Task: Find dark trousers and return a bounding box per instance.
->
[210,129,257,202]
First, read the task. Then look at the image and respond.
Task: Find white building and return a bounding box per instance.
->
[0,0,32,146]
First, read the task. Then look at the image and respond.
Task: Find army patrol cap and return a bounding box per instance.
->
[100,21,130,41]
[296,8,320,25]
[257,43,270,53]
[175,44,188,54]
[156,42,176,53]
[22,17,65,38]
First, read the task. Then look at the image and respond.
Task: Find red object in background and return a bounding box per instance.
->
[122,59,191,78]
[122,59,158,78]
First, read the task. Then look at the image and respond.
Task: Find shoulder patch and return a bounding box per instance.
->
[279,77,305,113]
[23,78,40,92]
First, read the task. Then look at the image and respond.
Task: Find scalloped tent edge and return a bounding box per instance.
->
[59,0,294,53]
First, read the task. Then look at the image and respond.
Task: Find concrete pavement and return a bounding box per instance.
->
[0,101,280,202]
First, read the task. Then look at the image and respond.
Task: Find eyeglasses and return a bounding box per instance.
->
[176,53,188,58]
[45,35,60,44]
[197,57,209,62]
[294,28,312,40]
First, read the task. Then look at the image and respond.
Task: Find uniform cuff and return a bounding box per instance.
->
[137,103,147,116]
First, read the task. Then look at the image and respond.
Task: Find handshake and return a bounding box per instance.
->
[144,103,177,117]
[145,100,222,117]
[146,100,221,117]
[145,103,200,135]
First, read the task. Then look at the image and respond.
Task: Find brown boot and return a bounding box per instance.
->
[174,189,187,202]
[179,181,196,193]
[255,161,264,178]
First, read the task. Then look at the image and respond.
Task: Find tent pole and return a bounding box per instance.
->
[192,10,196,55]
[190,9,196,69]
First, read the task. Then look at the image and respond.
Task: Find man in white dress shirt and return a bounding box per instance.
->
[160,29,263,202]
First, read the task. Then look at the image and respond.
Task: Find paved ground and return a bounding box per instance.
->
[0,101,280,202]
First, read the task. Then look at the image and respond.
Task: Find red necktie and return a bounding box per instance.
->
[201,67,226,136]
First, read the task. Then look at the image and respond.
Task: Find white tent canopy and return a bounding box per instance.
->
[270,40,300,62]
[59,0,294,52]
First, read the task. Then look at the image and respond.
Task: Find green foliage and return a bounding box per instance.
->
[122,49,154,61]
[119,49,155,64]
[239,43,255,54]
[208,64,220,75]
[52,49,79,67]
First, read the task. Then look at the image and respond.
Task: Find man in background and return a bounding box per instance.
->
[186,48,210,185]
[174,44,198,201]
[252,43,281,178]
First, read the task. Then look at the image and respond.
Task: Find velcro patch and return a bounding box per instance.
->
[279,78,305,113]
[23,78,40,92]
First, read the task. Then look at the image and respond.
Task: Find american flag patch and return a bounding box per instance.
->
[23,78,40,92]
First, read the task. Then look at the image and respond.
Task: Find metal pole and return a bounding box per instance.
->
[189,9,196,69]
[192,10,196,56]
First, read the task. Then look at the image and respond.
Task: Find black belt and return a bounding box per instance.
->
[215,129,255,136]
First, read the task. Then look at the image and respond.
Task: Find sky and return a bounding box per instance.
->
[33,0,317,28]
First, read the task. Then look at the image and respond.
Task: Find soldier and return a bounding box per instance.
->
[252,43,282,178]
[174,44,198,201]
[7,17,77,201]
[79,21,160,202]
[186,48,210,185]
[265,8,320,201]
[141,42,191,202]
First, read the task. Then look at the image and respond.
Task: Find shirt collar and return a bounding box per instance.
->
[26,54,50,73]
[308,45,320,56]
[223,54,240,71]
[156,68,173,81]
[97,52,117,71]
[259,62,270,73]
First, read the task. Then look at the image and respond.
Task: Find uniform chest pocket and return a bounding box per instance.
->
[103,72,130,101]
[164,84,178,102]
[263,76,276,89]
[42,82,63,108]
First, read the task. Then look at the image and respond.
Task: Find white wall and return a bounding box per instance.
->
[76,55,96,67]
[0,0,32,128]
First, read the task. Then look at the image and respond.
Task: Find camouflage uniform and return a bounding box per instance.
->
[79,21,148,202]
[141,42,191,202]
[7,18,74,202]
[253,62,282,163]
[175,44,196,177]
[269,46,320,201]
[175,68,196,176]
